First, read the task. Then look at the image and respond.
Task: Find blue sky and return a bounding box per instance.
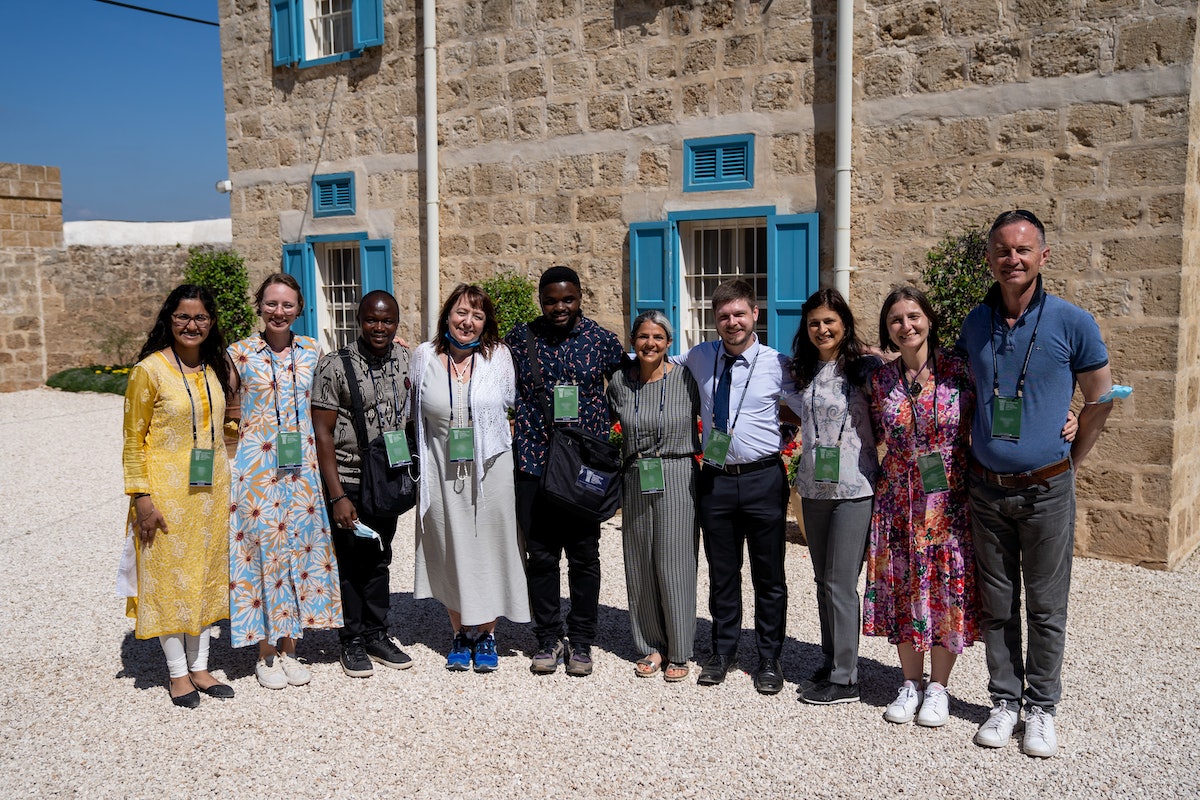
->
[2,1,229,222]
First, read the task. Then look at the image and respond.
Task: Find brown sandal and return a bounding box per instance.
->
[634,654,662,677]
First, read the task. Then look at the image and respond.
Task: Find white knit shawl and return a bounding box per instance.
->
[409,340,516,517]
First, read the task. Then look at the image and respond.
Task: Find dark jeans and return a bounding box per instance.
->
[515,471,601,649]
[329,485,399,645]
[969,468,1076,714]
[697,463,789,663]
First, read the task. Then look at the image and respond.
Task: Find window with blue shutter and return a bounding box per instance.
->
[684,135,754,192]
[281,234,392,350]
[312,173,355,217]
[272,0,385,68]
[628,209,817,354]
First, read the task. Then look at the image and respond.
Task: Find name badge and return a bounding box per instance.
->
[814,445,840,484]
[383,430,412,468]
[189,448,215,487]
[702,429,732,468]
[916,451,950,494]
[277,431,302,469]
[992,396,1022,440]
[637,457,665,495]
[448,427,475,463]
[553,384,580,423]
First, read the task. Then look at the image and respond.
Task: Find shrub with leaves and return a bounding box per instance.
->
[920,227,993,344]
[183,247,256,341]
[481,270,540,337]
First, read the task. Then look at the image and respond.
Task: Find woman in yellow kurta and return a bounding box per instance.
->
[122,284,234,708]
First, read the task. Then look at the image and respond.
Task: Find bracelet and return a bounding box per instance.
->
[133,493,150,500]
[328,494,348,505]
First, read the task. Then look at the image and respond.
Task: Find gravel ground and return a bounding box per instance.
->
[1,386,1198,799]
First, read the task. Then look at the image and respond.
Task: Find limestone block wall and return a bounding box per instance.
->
[217,0,1199,566]
[847,0,1198,568]
[0,163,61,391]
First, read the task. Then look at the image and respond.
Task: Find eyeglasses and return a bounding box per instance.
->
[172,313,212,327]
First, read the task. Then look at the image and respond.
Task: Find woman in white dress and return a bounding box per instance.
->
[410,284,530,672]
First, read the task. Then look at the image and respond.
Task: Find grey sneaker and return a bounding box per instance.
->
[1022,706,1058,758]
[530,638,566,674]
[974,700,1019,748]
[565,644,593,677]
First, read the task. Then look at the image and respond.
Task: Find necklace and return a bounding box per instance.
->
[448,354,471,383]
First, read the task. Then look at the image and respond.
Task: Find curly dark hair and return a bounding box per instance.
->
[434,283,501,358]
[791,288,870,390]
[137,284,232,398]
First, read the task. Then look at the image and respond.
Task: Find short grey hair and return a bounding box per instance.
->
[630,310,674,345]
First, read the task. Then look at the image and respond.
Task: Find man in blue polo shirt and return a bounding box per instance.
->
[957,209,1113,758]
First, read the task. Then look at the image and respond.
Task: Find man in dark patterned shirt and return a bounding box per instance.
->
[506,266,625,677]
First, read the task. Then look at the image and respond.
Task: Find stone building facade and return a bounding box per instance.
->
[217,0,1199,568]
[0,162,233,390]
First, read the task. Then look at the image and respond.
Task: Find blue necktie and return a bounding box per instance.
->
[713,354,736,432]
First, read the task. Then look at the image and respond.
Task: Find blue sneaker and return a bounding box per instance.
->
[446,632,472,672]
[472,633,499,673]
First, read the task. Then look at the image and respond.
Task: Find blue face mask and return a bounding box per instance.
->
[443,331,481,350]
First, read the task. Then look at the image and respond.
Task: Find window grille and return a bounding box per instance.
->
[679,219,768,349]
[311,0,354,58]
[315,242,361,352]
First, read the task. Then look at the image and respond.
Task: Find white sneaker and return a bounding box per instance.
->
[917,681,949,727]
[255,654,288,690]
[1022,706,1058,758]
[883,680,923,724]
[974,700,1019,748]
[279,651,312,686]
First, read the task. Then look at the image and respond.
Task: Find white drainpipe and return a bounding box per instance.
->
[834,0,854,299]
[422,0,440,339]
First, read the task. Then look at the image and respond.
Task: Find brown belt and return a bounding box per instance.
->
[969,457,1072,489]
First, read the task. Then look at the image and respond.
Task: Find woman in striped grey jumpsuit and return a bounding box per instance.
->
[606,311,701,682]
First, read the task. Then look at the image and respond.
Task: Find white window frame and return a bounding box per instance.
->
[677,217,768,351]
[313,241,362,353]
[304,0,355,60]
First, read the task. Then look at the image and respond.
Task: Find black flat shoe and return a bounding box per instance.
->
[697,653,737,686]
[754,658,785,695]
[193,682,235,699]
[170,689,201,709]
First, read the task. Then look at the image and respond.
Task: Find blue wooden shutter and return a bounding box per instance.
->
[766,213,819,353]
[629,221,679,354]
[282,242,317,337]
[353,0,385,50]
[271,0,299,67]
[360,239,393,294]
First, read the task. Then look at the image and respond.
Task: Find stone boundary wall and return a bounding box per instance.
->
[217,2,1199,566]
[0,166,234,392]
[0,163,61,391]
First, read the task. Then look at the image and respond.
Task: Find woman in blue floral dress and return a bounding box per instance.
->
[865,286,978,727]
[227,274,342,690]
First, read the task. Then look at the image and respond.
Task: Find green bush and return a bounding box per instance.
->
[183,247,256,341]
[481,270,540,337]
[47,365,130,396]
[921,227,993,343]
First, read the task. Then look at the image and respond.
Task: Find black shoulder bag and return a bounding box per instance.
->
[340,350,419,518]
[525,328,622,522]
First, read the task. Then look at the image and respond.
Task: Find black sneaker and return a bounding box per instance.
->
[799,679,860,705]
[340,638,374,678]
[565,644,593,677]
[364,634,414,670]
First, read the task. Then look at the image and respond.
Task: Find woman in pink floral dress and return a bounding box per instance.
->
[865,286,978,728]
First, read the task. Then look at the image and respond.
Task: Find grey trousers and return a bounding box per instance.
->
[969,468,1075,714]
[802,496,873,685]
